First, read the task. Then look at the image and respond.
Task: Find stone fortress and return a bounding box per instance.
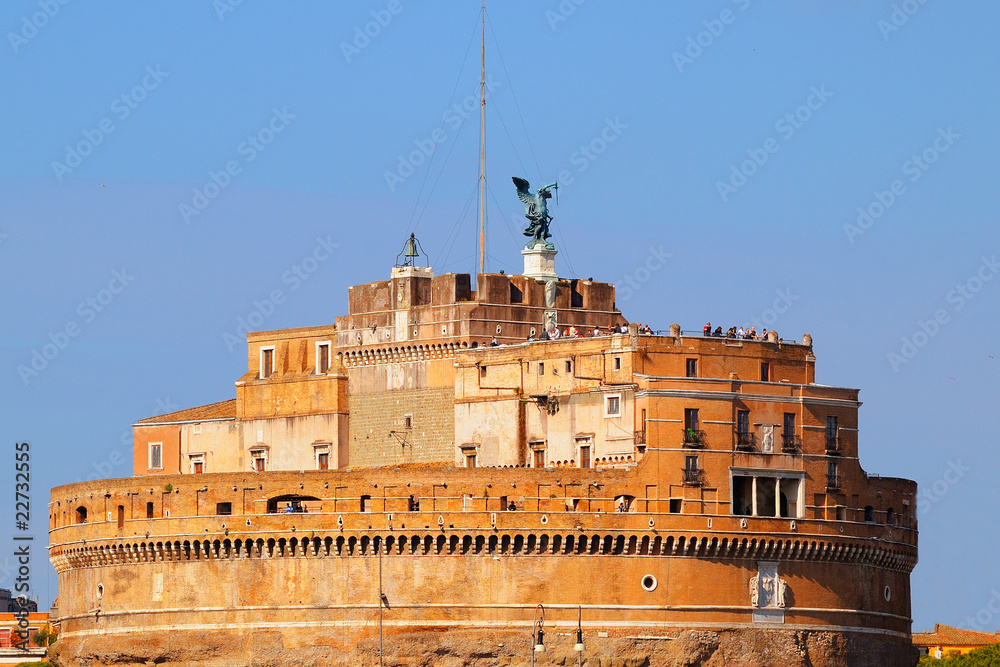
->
[47,238,918,666]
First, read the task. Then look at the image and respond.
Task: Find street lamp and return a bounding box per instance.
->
[574,605,585,654]
[530,604,545,667]
[573,605,585,666]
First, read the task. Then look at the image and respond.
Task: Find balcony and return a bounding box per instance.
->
[781,433,801,454]
[682,428,706,448]
[825,436,841,455]
[683,468,704,486]
[634,430,647,446]
[826,473,842,490]
[734,431,756,452]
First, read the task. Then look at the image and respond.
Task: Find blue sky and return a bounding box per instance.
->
[1,1,997,631]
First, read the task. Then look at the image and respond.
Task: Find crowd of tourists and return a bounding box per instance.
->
[700,322,777,341]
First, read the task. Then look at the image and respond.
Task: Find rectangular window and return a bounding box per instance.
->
[193,461,203,474]
[361,495,372,512]
[538,362,545,376]
[317,452,329,470]
[576,438,592,469]
[317,342,330,373]
[684,408,699,431]
[613,356,622,371]
[146,501,154,519]
[685,455,699,471]
[783,413,795,437]
[466,453,477,468]
[480,365,487,378]
[685,358,697,378]
[606,395,621,416]
[760,362,770,382]
[669,498,682,514]
[826,416,839,448]
[149,443,162,470]
[251,451,267,472]
[737,410,750,434]
[533,449,545,468]
[260,347,274,379]
[565,360,572,373]
[403,414,413,430]
[216,502,232,516]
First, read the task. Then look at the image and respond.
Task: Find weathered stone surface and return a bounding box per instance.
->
[49,627,917,666]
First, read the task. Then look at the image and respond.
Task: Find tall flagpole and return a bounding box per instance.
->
[478,0,486,277]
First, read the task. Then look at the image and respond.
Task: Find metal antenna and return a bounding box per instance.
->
[478,0,487,277]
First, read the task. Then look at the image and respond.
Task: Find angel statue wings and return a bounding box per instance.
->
[512,177,558,249]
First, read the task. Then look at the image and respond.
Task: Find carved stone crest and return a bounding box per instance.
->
[750,562,788,609]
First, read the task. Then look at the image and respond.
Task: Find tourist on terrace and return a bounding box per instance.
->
[539,329,551,341]
[640,324,652,334]
[713,326,723,337]
[566,325,579,337]
[591,326,602,336]
[550,327,562,339]
[736,326,745,338]
[703,322,712,336]
[489,336,499,346]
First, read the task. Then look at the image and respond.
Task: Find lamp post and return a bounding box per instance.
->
[574,605,585,666]
[530,603,545,667]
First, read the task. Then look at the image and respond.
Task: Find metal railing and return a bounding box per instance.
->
[734,431,756,452]
[825,436,841,455]
[682,428,706,448]
[683,468,704,486]
[826,474,842,490]
[781,434,801,454]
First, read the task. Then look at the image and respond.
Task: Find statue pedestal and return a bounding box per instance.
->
[522,244,557,281]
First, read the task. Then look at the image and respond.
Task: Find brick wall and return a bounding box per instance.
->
[347,386,455,466]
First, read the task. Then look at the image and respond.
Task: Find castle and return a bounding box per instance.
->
[47,241,918,666]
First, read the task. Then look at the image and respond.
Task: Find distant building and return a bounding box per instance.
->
[913,624,1000,659]
[0,590,35,614]
[49,242,918,666]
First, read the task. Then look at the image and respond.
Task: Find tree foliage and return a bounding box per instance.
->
[918,642,1000,666]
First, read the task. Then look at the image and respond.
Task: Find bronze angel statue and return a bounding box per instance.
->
[512,177,558,249]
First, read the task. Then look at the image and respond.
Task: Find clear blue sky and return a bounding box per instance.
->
[1,1,997,631]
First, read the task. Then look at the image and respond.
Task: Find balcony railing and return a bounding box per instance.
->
[682,428,706,448]
[826,474,842,490]
[683,468,704,486]
[825,436,841,455]
[734,431,756,452]
[781,433,801,454]
[634,430,647,446]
